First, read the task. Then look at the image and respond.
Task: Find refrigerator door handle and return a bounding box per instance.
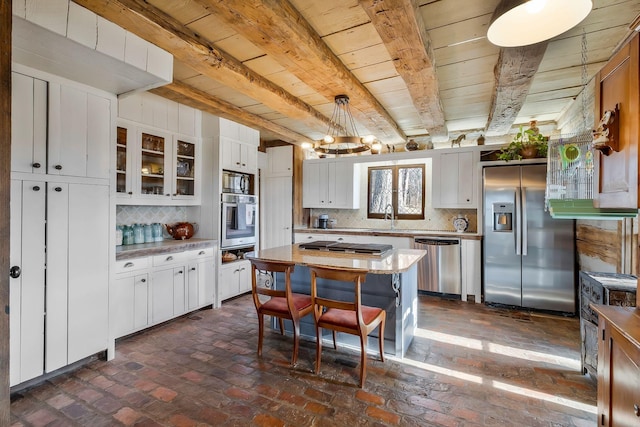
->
[515,187,522,255]
[521,187,528,256]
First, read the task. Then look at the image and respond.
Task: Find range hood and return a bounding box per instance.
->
[548,199,638,220]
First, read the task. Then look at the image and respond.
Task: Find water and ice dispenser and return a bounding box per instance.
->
[492,202,513,232]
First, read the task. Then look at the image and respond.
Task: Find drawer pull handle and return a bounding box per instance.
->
[166,256,173,261]
[198,251,206,255]
[634,404,640,417]
[124,262,134,268]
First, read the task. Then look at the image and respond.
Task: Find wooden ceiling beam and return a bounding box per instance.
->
[72,0,333,132]
[192,0,407,143]
[150,82,313,145]
[359,0,448,141]
[485,43,548,135]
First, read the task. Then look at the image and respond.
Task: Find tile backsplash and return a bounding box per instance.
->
[116,205,188,225]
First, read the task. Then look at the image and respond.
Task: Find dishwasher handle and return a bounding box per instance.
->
[414,238,460,246]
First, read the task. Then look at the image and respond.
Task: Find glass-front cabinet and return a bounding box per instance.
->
[115,121,199,204]
[173,136,196,199]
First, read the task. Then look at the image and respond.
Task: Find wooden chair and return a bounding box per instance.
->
[309,265,386,387]
[250,259,313,365]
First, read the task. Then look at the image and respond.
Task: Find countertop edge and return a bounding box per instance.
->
[591,305,640,349]
[294,228,482,240]
[116,238,218,260]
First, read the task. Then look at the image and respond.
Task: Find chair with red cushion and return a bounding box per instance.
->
[309,265,386,387]
[250,259,313,365]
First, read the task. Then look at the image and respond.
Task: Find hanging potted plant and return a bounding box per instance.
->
[498,125,548,161]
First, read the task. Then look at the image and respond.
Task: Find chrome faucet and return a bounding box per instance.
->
[384,203,395,230]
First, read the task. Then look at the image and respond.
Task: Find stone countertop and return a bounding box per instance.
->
[294,227,482,240]
[116,238,218,260]
[245,244,426,274]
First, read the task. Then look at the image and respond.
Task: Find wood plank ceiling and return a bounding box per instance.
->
[74,0,640,148]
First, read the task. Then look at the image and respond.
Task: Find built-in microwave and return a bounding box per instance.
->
[221,193,257,249]
[222,170,251,194]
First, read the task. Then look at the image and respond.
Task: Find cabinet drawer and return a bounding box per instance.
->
[152,252,187,267]
[185,247,215,259]
[115,257,150,274]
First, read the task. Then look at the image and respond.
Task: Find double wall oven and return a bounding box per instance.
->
[221,193,257,249]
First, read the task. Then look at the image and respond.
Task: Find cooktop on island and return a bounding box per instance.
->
[299,240,393,255]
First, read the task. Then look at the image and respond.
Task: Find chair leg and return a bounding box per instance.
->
[359,334,368,388]
[378,317,386,363]
[278,318,285,335]
[257,313,264,357]
[315,326,323,374]
[291,319,300,366]
[332,330,337,349]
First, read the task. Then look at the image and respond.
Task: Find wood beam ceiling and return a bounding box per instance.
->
[192,0,407,143]
[73,0,333,142]
[485,43,548,135]
[360,0,448,140]
[150,82,313,144]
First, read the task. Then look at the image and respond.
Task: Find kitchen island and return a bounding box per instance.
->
[245,243,426,358]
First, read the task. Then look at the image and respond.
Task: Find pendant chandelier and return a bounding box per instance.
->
[315,95,374,155]
[487,0,592,47]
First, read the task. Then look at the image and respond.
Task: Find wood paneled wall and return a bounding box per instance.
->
[1,0,11,422]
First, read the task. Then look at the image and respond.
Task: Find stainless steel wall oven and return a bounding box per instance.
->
[221,193,257,249]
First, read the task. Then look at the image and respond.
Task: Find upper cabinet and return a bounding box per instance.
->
[218,118,259,174]
[432,149,478,209]
[302,159,360,209]
[593,33,639,209]
[11,71,113,180]
[117,92,202,205]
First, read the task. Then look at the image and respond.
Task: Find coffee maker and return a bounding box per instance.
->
[318,214,329,229]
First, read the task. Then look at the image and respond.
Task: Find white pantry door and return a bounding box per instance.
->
[262,176,292,249]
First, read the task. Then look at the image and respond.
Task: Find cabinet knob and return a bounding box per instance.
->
[634,404,640,417]
[166,194,170,197]
[9,265,21,279]
[54,164,62,170]
[32,162,41,168]
[236,162,240,165]
[190,267,196,271]
[54,187,62,192]
[177,270,183,274]
[128,191,133,195]
[32,185,40,191]
[242,163,246,166]
[140,278,146,283]
[466,199,470,202]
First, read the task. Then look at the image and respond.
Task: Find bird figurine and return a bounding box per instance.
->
[451,134,466,147]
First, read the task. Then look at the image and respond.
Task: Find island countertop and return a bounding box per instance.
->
[245,244,426,274]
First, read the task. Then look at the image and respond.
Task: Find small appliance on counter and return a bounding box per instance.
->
[318,214,329,229]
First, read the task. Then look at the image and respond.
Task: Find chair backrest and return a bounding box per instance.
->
[250,259,295,299]
[309,265,369,323]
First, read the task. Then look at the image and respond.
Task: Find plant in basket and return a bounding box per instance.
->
[498,123,548,161]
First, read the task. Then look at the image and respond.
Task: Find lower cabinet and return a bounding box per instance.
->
[219,260,251,302]
[110,246,216,340]
[461,239,481,303]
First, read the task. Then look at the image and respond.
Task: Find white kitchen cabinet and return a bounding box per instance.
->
[461,239,481,303]
[302,160,360,209]
[151,266,186,324]
[10,179,109,384]
[186,248,215,310]
[219,260,251,302]
[266,145,293,177]
[262,175,292,249]
[432,150,478,209]
[9,179,46,387]
[11,71,112,179]
[110,273,149,338]
[220,136,257,174]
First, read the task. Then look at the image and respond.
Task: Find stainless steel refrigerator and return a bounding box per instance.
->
[483,164,576,313]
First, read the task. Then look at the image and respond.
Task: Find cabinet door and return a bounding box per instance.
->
[457,151,475,206]
[173,266,186,316]
[116,124,134,198]
[172,135,198,201]
[11,72,47,174]
[433,151,476,208]
[302,161,328,208]
[241,142,257,173]
[110,276,136,339]
[133,274,150,329]
[199,258,215,307]
[219,263,240,301]
[436,153,460,207]
[594,34,639,209]
[237,260,251,294]
[461,239,481,303]
[137,128,172,199]
[10,180,46,386]
[151,267,176,323]
[331,162,359,209]
[262,176,292,249]
[267,145,292,177]
[48,83,111,179]
[187,262,199,311]
[66,183,110,364]
[45,182,70,372]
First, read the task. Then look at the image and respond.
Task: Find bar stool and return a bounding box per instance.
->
[309,265,386,387]
[250,259,313,365]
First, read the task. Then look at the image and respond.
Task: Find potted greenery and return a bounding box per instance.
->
[498,125,548,161]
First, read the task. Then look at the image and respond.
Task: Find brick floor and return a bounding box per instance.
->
[10,294,597,426]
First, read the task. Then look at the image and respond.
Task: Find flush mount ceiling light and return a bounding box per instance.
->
[487,0,593,47]
[315,94,373,155]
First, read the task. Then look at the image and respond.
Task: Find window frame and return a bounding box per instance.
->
[367,164,425,220]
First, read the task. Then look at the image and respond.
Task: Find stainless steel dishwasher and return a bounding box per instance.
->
[413,238,461,296]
